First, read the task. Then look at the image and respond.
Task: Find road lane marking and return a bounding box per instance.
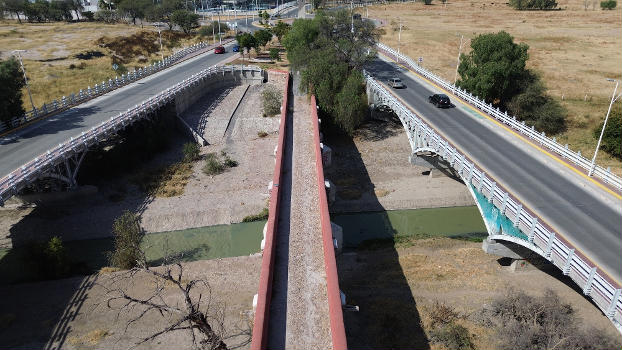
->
[378,77,622,286]
[378,52,622,201]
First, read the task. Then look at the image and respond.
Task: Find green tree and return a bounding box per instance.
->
[335,70,367,133]
[146,0,183,30]
[507,76,566,134]
[457,31,529,108]
[261,9,269,21]
[509,0,557,9]
[170,9,199,34]
[254,29,273,49]
[593,106,621,160]
[109,210,145,269]
[236,32,257,60]
[0,0,27,23]
[117,0,150,25]
[24,0,50,22]
[601,0,617,9]
[0,57,25,128]
[269,47,280,61]
[273,20,291,42]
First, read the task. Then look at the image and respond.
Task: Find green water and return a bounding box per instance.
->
[332,206,487,247]
[0,220,264,285]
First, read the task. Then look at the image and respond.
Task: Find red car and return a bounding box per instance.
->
[214,46,225,54]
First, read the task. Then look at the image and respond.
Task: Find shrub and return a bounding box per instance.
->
[262,85,283,116]
[201,152,237,175]
[483,289,620,350]
[270,48,281,61]
[593,106,621,160]
[424,0,433,4]
[242,208,269,222]
[509,0,558,9]
[223,156,238,168]
[601,0,617,8]
[25,236,72,280]
[430,323,475,350]
[94,9,119,23]
[428,302,460,328]
[257,131,269,138]
[81,10,95,21]
[182,142,200,162]
[109,211,144,269]
[507,75,566,135]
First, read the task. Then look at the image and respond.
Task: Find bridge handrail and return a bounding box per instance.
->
[0,39,235,136]
[0,65,262,204]
[375,43,622,191]
[250,71,290,350]
[365,74,622,332]
[310,95,348,350]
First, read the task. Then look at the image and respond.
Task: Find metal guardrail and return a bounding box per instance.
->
[376,43,622,191]
[0,65,262,205]
[0,39,234,135]
[365,74,622,333]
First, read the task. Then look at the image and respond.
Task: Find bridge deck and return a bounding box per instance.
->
[267,88,332,348]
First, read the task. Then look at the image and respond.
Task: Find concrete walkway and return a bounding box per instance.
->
[267,74,332,349]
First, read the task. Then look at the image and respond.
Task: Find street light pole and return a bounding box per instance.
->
[397,18,402,58]
[218,9,222,44]
[12,50,35,111]
[589,79,621,176]
[454,34,465,85]
[350,0,354,33]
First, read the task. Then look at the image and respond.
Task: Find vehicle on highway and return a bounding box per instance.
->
[214,46,225,54]
[428,93,452,108]
[388,77,404,88]
[232,45,240,52]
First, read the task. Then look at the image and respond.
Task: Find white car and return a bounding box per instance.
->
[388,77,404,88]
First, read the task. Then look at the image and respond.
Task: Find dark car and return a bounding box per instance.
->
[214,46,225,54]
[428,94,451,108]
[232,45,240,52]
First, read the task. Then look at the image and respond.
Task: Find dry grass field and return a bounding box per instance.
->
[365,0,622,174]
[0,21,218,110]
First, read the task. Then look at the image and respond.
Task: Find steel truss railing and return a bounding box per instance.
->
[0,65,262,205]
[376,43,622,191]
[365,74,622,332]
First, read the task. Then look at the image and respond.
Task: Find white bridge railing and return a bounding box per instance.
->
[0,39,234,135]
[365,74,622,332]
[376,43,622,191]
[0,65,262,205]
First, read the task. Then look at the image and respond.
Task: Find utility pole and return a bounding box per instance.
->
[454,34,465,85]
[12,50,35,111]
[589,79,621,176]
[397,18,402,57]
[350,0,354,33]
[158,28,164,61]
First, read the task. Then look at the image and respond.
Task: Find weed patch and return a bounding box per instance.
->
[242,208,269,222]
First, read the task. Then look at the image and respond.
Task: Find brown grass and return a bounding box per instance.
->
[365,0,622,175]
[68,329,109,346]
[132,161,194,198]
[0,21,212,111]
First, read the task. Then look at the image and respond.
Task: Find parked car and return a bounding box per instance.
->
[232,45,240,52]
[388,77,404,88]
[214,46,225,54]
[428,93,451,108]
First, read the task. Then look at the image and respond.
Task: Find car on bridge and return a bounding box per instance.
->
[388,77,404,88]
[214,46,225,54]
[428,93,452,108]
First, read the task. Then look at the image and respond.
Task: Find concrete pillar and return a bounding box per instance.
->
[331,222,343,255]
[325,179,336,204]
[321,143,332,167]
[482,237,529,259]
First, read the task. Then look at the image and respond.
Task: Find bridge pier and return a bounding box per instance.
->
[45,150,87,189]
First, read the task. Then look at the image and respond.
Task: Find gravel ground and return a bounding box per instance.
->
[0,255,261,350]
[283,95,332,349]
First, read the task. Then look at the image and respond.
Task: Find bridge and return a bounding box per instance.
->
[0,1,621,346]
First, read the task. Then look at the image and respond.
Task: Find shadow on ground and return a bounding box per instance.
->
[0,102,189,349]
[325,119,430,349]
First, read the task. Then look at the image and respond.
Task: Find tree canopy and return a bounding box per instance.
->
[457,31,529,108]
[0,57,26,128]
[593,105,621,160]
[170,9,199,34]
[283,10,378,134]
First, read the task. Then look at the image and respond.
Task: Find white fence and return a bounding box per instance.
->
[365,74,622,333]
[376,43,622,191]
[1,39,234,135]
[0,65,262,205]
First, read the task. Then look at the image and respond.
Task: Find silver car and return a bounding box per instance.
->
[388,77,404,88]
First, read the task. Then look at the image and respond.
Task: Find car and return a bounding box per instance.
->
[232,45,240,52]
[388,77,404,88]
[214,46,225,54]
[428,94,451,108]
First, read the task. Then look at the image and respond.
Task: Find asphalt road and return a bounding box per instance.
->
[0,42,239,181]
[366,59,622,284]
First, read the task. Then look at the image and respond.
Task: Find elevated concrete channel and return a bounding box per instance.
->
[251,72,347,349]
